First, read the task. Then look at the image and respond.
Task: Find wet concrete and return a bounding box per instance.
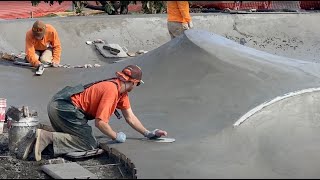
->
[1,13,320,178]
[105,30,320,179]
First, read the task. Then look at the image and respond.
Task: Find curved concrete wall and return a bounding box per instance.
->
[103,29,320,178]
[0,13,315,120]
[0,13,319,65]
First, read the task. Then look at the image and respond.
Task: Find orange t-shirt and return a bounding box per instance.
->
[25,24,61,67]
[71,79,131,123]
[167,1,191,23]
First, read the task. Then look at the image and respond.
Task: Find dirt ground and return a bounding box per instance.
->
[0,126,131,179]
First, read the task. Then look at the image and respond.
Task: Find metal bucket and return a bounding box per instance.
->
[8,117,39,154]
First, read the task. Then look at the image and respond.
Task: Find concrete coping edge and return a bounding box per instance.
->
[233,87,320,127]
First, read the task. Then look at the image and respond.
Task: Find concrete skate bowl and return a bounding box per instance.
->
[101,29,320,179]
[0,13,320,178]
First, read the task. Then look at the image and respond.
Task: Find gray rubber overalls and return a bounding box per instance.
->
[47,78,120,156]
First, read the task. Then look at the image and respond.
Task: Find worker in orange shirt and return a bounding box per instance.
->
[17,65,168,161]
[25,20,61,71]
[167,1,193,39]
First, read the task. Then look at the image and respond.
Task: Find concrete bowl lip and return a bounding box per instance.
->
[233,87,320,127]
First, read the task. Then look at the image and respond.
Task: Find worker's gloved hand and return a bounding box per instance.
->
[188,21,194,29]
[36,63,45,71]
[144,129,168,139]
[41,61,51,68]
[115,132,126,143]
[182,23,189,30]
[51,62,59,68]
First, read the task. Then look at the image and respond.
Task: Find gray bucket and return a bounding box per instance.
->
[8,117,39,154]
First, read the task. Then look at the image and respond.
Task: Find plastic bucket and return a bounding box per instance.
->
[0,98,6,134]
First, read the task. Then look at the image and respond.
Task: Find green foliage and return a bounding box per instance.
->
[141,1,166,14]
[73,1,87,14]
[103,1,115,14]
[100,1,136,15]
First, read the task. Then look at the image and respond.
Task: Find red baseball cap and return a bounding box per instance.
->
[116,65,144,86]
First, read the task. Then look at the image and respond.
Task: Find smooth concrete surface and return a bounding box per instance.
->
[1,13,320,178]
[104,30,320,179]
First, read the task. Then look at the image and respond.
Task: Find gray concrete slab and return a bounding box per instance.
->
[0,13,320,178]
[41,162,98,179]
[95,43,128,58]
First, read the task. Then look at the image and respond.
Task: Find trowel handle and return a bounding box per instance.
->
[114,109,122,119]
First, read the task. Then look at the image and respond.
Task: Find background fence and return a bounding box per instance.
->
[190,1,320,11]
[0,1,320,20]
[0,1,72,20]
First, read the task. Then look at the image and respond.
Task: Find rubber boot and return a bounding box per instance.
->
[34,129,53,161]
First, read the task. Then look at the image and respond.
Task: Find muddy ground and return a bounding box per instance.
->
[0,126,131,179]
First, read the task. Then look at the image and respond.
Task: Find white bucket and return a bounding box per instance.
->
[8,117,39,154]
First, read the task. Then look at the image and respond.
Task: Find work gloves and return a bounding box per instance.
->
[182,21,194,30]
[37,63,45,71]
[188,21,194,29]
[40,62,59,68]
[182,23,189,30]
[144,129,162,139]
[115,132,126,143]
[115,129,167,143]
[51,62,59,68]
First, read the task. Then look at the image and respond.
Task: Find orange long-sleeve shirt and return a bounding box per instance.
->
[25,24,61,67]
[71,79,131,123]
[167,1,191,23]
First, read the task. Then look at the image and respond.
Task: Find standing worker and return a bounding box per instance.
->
[17,65,168,161]
[167,1,193,39]
[25,20,61,72]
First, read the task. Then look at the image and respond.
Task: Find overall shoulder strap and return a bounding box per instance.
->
[83,77,118,90]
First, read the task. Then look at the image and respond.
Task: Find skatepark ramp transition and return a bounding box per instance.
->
[0,13,320,178]
[105,29,320,178]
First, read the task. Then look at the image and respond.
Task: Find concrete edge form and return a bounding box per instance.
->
[100,143,138,179]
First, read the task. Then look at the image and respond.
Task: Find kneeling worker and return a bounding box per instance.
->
[25,20,61,71]
[18,65,167,161]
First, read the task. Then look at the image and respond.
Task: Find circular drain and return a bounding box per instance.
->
[0,127,130,179]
